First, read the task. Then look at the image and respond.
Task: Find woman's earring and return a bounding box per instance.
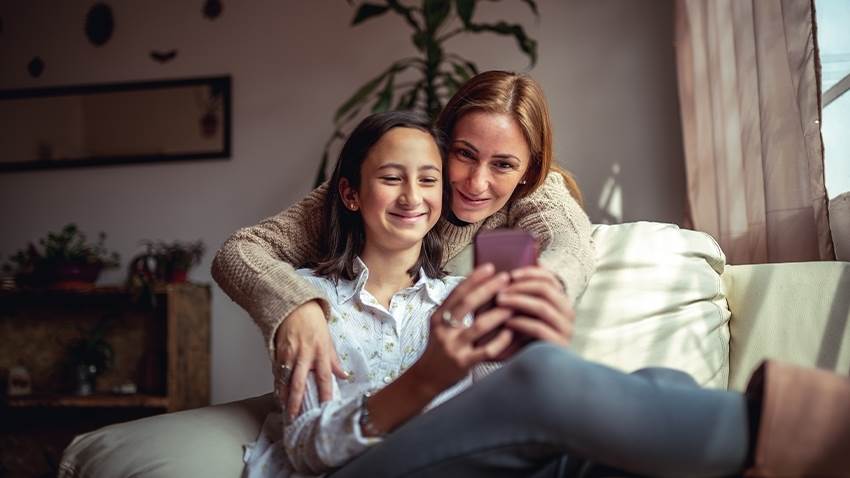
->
[520,179,527,185]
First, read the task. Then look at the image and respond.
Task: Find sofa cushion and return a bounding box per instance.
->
[58,393,276,478]
[571,222,731,389]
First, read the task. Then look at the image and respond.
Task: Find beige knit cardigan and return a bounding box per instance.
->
[212,172,595,358]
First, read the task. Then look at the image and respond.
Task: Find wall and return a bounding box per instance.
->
[0,0,685,403]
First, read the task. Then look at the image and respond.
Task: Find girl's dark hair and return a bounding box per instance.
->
[314,110,448,282]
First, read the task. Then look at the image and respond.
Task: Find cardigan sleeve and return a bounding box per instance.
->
[507,172,596,302]
[211,182,331,359]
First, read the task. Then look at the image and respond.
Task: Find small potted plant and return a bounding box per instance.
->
[2,223,120,289]
[66,315,115,396]
[126,240,205,307]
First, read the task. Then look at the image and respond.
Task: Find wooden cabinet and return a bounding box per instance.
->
[0,283,210,476]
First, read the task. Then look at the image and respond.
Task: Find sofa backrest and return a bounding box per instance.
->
[722,261,850,390]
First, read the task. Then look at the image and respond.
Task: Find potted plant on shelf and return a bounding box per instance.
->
[126,240,205,307]
[66,315,115,396]
[2,223,121,290]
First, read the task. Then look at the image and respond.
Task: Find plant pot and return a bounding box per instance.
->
[52,263,102,289]
[17,262,103,289]
[167,268,188,283]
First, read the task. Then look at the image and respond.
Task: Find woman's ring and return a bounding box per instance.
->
[279,363,293,385]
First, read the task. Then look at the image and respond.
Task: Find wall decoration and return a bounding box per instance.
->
[150,49,178,63]
[203,0,223,20]
[85,3,114,46]
[27,56,44,78]
[0,76,232,172]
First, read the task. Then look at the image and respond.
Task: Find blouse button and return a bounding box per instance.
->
[383,375,392,384]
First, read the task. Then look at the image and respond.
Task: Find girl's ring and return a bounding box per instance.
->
[441,310,471,328]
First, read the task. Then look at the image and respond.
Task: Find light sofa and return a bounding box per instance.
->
[59,222,850,477]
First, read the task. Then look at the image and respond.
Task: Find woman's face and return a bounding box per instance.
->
[345,127,443,251]
[448,111,531,223]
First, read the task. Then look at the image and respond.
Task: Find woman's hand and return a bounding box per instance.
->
[274,300,348,419]
[496,266,576,347]
[408,264,515,395]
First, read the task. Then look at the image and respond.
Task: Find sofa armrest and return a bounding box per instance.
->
[722,262,850,391]
[59,393,276,478]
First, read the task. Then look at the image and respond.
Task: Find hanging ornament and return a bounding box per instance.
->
[85,3,114,46]
[150,49,178,63]
[203,0,223,20]
[28,56,45,78]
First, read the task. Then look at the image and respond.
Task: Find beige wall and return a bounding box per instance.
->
[0,0,685,403]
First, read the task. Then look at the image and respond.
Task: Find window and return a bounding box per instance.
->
[816,0,850,199]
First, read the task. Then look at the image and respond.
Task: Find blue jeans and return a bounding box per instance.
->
[330,343,749,478]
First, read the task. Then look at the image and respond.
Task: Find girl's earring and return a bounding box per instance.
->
[520,179,527,185]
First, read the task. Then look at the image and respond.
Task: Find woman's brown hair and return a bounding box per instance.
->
[436,70,583,206]
[314,110,448,282]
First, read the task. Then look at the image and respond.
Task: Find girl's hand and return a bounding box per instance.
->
[274,300,348,419]
[409,264,515,394]
[496,266,575,347]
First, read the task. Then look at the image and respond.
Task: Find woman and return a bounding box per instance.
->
[242,110,750,478]
[213,71,593,418]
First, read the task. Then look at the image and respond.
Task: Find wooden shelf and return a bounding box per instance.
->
[5,394,169,409]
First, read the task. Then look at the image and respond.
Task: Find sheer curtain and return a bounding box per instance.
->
[674,0,834,264]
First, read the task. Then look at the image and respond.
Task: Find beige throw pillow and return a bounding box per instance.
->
[572,222,731,389]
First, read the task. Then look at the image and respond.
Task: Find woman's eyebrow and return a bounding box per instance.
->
[453,140,520,162]
[452,140,479,153]
[492,154,521,162]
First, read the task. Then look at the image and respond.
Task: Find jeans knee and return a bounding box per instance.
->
[632,367,698,388]
[501,343,586,405]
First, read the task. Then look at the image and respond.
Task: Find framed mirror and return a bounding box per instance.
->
[0,76,231,172]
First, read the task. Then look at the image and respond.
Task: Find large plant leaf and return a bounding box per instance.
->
[439,72,462,92]
[455,0,475,26]
[412,31,428,52]
[396,82,423,110]
[352,3,391,25]
[467,21,537,65]
[334,61,408,123]
[387,0,421,31]
[372,73,396,112]
[424,0,452,33]
[334,73,387,123]
[450,59,474,82]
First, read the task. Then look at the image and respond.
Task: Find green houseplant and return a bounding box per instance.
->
[66,315,115,396]
[126,240,205,308]
[315,0,539,186]
[2,223,120,289]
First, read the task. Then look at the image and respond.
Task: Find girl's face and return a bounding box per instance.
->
[448,111,531,223]
[343,127,443,251]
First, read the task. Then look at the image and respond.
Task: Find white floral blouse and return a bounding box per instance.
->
[243,258,470,478]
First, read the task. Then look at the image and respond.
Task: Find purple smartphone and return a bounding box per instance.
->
[474,229,538,273]
[473,229,538,346]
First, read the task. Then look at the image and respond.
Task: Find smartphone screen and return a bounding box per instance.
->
[473,229,538,347]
